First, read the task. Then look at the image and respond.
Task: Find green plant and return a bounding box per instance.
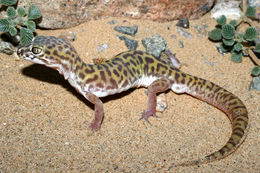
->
[252,66,260,76]
[209,3,260,77]
[0,0,42,45]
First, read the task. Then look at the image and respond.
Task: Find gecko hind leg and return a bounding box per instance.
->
[139,79,172,123]
[83,92,104,130]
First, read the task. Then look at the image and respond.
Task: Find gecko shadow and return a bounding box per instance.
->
[21,64,136,110]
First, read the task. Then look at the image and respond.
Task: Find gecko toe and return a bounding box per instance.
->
[139,110,157,124]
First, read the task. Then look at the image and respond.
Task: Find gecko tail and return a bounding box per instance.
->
[168,72,249,169]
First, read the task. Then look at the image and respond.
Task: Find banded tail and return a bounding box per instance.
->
[170,72,248,168]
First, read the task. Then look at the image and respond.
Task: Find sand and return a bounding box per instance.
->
[0,13,259,172]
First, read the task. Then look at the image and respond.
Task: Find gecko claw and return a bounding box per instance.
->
[139,110,157,124]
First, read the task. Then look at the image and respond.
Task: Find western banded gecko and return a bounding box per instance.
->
[17,36,248,167]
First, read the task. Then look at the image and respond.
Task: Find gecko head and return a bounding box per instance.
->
[17,36,78,68]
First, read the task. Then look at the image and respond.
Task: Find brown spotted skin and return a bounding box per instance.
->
[17,36,248,167]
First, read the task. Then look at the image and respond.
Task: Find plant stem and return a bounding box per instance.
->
[248,49,260,66]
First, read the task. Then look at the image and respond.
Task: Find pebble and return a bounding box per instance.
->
[156,93,167,112]
[97,43,109,52]
[203,57,217,66]
[0,41,15,55]
[177,27,192,39]
[194,24,208,37]
[107,20,117,25]
[141,34,167,57]
[114,25,138,36]
[176,18,190,28]
[178,40,184,48]
[118,36,138,50]
[249,76,260,91]
[171,35,177,39]
[59,31,77,41]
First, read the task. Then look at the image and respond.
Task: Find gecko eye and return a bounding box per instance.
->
[31,47,42,55]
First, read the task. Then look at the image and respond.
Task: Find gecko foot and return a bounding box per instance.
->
[88,121,101,131]
[139,110,157,124]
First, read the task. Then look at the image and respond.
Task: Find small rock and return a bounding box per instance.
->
[59,31,76,41]
[177,27,192,39]
[211,1,241,20]
[118,36,138,50]
[176,18,189,28]
[114,25,138,36]
[178,40,184,48]
[141,34,167,57]
[156,93,167,112]
[0,41,15,55]
[108,20,117,25]
[97,43,109,52]
[203,57,217,66]
[194,24,208,37]
[214,44,226,55]
[249,76,260,91]
[171,35,177,39]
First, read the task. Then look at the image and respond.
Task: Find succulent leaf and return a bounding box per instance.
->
[223,38,234,46]
[20,27,34,46]
[28,4,42,20]
[17,7,26,17]
[216,15,226,25]
[231,51,242,63]
[234,43,243,52]
[208,28,222,41]
[244,27,257,41]
[7,7,16,19]
[237,33,244,43]
[252,66,260,76]
[9,26,17,36]
[26,21,36,32]
[246,6,256,17]
[0,0,17,6]
[0,19,10,32]
[219,43,232,53]
[229,20,238,27]
[222,24,235,39]
[254,43,260,53]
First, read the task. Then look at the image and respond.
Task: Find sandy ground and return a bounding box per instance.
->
[0,13,259,172]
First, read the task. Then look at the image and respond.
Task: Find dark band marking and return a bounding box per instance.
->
[145,57,154,64]
[85,74,98,83]
[113,69,120,77]
[122,80,129,88]
[85,65,95,73]
[100,71,106,82]
[137,56,144,64]
[79,72,85,79]
[96,83,104,88]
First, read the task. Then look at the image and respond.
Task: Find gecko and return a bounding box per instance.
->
[17,36,248,167]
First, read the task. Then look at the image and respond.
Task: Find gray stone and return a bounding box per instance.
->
[114,25,138,37]
[97,43,109,52]
[141,35,167,58]
[176,18,190,28]
[177,27,192,39]
[0,41,15,55]
[249,76,260,91]
[118,36,138,50]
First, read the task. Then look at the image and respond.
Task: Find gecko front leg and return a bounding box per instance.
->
[83,92,104,130]
[139,79,172,123]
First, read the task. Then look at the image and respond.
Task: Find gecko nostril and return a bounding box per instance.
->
[17,48,24,56]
